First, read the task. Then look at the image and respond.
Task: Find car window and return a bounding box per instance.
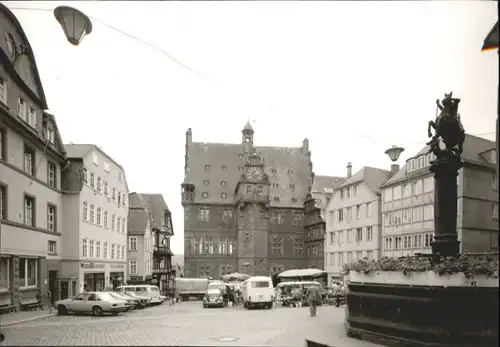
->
[135,287,147,293]
[150,287,159,292]
[74,293,89,301]
[88,294,97,301]
[251,281,270,288]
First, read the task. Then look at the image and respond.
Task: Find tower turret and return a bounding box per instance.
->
[242,120,254,144]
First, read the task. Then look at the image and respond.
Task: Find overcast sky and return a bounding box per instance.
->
[7,1,498,254]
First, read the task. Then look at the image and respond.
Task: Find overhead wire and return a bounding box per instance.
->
[7,6,211,81]
[8,5,498,151]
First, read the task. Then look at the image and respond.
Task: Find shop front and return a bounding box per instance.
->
[80,262,106,292]
[108,263,126,290]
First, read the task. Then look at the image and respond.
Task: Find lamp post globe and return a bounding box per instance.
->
[384,145,405,162]
[54,6,92,46]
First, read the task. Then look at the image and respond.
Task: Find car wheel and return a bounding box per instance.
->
[57,305,68,315]
[203,304,207,308]
[92,306,103,317]
[267,302,272,309]
[0,333,5,342]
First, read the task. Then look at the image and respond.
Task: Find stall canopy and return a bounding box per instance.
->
[278,268,326,278]
[221,272,251,282]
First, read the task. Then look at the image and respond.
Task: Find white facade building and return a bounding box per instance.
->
[381,135,498,257]
[324,164,389,285]
[60,144,129,297]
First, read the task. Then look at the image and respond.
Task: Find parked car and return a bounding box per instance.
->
[108,292,137,310]
[203,288,224,308]
[116,285,163,305]
[55,292,128,316]
[241,276,274,309]
[122,291,150,308]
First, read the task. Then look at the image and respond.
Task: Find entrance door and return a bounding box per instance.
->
[60,280,69,300]
[48,270,58,303]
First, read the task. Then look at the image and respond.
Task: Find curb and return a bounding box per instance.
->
[1,313,57,328]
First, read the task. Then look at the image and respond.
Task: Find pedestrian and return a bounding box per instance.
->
[36,290,43,311]
[47,290,52,313]
[305,285,321,317]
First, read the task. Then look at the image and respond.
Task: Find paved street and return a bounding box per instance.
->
[1,302,378,346]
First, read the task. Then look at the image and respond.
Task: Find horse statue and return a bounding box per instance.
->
[427,92,465,158]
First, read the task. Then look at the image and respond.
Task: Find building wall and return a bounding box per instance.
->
[127,228,154,281]
[324,182,382,284]
[183,203,237,278]
[459,166,499,252]
[1,11,65,305]
[60,148,129,292]
[381,163,498,258]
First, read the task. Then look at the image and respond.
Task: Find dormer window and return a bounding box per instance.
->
[291,197,298,203]
[0,76,7,104]
[44,123,55,144]
[28,107,36,128]
[273,196,280,203]
[17,97,26,121]
[482,149,497,164]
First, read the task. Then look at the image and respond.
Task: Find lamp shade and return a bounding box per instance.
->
[54,6,92,46]
[385,145,405,162]
[482,21,499,52]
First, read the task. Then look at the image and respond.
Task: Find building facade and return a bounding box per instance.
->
[128,193,174,295]
[324,164,389,285]
[126,201,154,284]
[304,174,345,270]
[181,123,319,278]
[381,135,498,257]
[61,144,129,297]
[1,4,67,306]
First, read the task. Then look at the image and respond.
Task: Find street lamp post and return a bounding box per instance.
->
[54,6,93,46]
[384,145,405,177]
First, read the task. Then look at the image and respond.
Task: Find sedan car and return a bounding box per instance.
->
[55,292,128,316]
[123,292,150,308]
[203,288,224,308]
[108,292,137,310]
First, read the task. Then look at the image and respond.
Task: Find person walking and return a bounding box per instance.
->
[47,290,52,313]
[305,285,321,317]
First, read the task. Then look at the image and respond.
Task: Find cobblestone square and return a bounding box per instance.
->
[1,302,377,346]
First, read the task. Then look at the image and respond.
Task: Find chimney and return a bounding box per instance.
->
[390,164,400,177]
[347,162,352,178]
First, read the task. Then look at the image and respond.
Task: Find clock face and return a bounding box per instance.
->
[246,167,263,182]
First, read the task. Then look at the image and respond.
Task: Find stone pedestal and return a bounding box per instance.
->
[429,155,463,256]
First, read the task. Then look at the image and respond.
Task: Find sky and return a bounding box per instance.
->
[6,0,498,255]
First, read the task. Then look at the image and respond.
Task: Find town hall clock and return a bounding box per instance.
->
[245,167,264,182]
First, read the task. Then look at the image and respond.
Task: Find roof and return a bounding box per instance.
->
[310,175,346,210]
[0,4,48,109]
[382,134,495,187]
[243,120,254,132]
[185,141,311,207]
[127,209,150,235]
[129,193,170,230]
[278,268,326,278]
[64,144,125,171]
[337,166,390,194]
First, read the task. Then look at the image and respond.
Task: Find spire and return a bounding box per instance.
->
[242,119,254,144]
[242,119,254,133]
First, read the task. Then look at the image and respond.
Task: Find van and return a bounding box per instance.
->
[116,285,162,305]
[241,276,274,309]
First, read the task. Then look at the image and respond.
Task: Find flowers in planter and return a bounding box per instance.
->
[342,253,499,279]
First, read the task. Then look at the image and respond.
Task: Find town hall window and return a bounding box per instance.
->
[271,236,283,256]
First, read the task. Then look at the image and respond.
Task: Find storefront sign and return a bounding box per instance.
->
[130,276,143,281]
[109,263,125,270]
[80,262,105,269]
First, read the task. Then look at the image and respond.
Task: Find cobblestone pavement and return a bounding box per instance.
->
[1,302,378,346]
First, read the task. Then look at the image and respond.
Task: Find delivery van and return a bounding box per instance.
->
[116,285,162,305]
[241,276,274,309]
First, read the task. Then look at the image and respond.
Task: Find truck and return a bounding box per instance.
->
[175,278,209,301]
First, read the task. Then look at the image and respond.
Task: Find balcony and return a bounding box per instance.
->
[153,246,173,257]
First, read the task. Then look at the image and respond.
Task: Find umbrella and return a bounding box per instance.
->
[482,21,499,52]
[221,272,250,282]
[277,268,326,278]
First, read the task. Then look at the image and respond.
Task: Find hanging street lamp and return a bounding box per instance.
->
[54,6,93,46]
[384,145,405,162]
